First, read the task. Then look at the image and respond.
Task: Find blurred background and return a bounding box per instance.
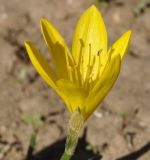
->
[0,0,150,159]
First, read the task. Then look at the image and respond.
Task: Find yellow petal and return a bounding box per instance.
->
[56,79,87,113]
[25,41,58,91]
[110,30,131,60]
[72,5,107,79]
[40,18,73,79]
[84,54,121,119]
[98,31,131,77]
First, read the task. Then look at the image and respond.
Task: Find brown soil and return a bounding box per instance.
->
[0,0,150,160]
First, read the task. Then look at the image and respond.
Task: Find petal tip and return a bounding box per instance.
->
[25,41,30,46]
[40,17,46,22]
[25,41,30,50]
[127,30,132,35]
[90,4,97,9]
[40,17,47,26]
[40,18,51,30]
[125,30,132,40]
[89,5,99,13]
[25,41,34,50]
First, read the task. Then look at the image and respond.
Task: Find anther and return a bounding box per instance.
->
[88,43,92,66]
[89,43,92,55]
[97,49,103,56]
[79,39,84,47]
[78,39,84,66]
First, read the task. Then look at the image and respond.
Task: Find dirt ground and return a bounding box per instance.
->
[0,0,150,160]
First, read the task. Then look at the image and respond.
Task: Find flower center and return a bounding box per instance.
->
[66,39,102,92]
[77,39,102,91]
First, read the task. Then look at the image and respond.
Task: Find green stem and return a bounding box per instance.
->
[26,132,36,160]
[60,152,72,160]
[60,108,84,160]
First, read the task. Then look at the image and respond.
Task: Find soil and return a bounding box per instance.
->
[0,0,150,160]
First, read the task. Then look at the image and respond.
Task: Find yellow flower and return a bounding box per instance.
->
[25,5,131,120]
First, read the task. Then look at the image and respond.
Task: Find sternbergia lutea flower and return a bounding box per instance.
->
[25,5,131,120]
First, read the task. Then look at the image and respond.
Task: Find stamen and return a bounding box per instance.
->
[84,48,103,90]
[70,56,81,85]
[89,43,92,65]
[64,47,74,82]
[73,64,80,85]
[96,55,101,79]
[109,48,115,59]
[78,39,85,86]
[83,65,93,90]
[96,48,114,80]
[67,66,73,82]
[84,46,103,90]
[83,54,96,90]
[78,39,84,66]
[94,49,102,80]
[83,43,92,86]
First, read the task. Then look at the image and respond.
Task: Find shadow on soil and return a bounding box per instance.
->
[34,130,150,160]
[116,142,150,160]
[34,129,102,160]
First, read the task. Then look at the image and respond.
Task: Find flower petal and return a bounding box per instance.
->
[110,30,131,60]
[40,18,73,79]
[98,31,131,77]
[56,79,87,113]
[25,41,58,91]
[84,54,121,119]
[72,5,107,79]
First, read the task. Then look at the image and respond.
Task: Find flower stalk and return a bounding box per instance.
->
[60,108,84,160]
[60,152,72,160]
